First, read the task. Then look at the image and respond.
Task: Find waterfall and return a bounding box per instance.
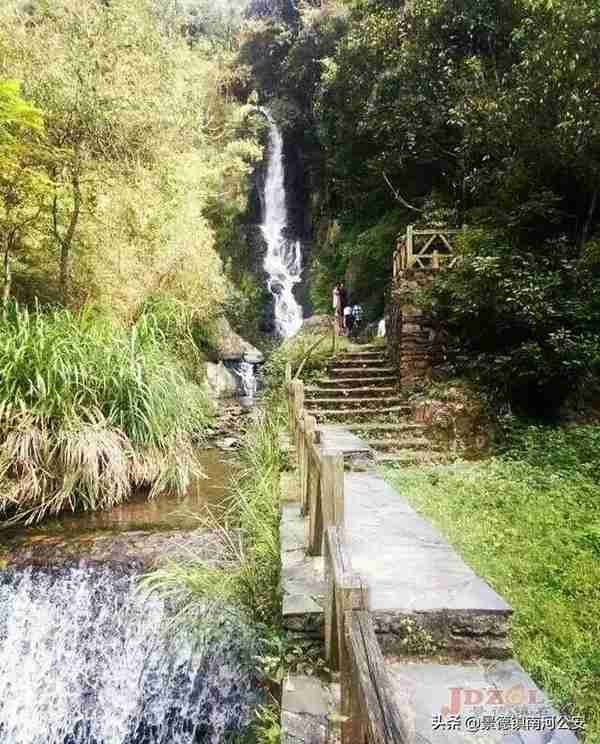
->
[233,360,258,400]
[0,565,258,744]
[260,109,303,338]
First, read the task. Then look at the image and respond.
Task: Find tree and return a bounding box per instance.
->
[0,80,51,305]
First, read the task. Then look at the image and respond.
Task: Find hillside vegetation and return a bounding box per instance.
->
[238,0,600,412]
[0,0,261,521]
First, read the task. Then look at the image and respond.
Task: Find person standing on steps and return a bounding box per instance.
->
[339,281,348,315]
[333,282,344,336]
[344,301,355,336]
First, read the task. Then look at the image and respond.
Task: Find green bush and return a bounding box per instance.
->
[262,330,351,389]
[421,229,600,414]
[0,302,213,524]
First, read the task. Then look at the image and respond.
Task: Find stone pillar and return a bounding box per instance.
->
[386,270,443,384]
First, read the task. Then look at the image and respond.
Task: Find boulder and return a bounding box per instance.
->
[205,362,239,399]
[213,316,263,362]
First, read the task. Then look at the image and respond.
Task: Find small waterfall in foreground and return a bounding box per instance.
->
[260,109,303,338]
[233,360,258,400]
[0,565,258,744]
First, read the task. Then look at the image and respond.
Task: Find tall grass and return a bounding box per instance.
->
[143,404,286,627]
[0,303,214,524]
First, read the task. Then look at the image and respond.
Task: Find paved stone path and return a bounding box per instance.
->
[281,346,579,743]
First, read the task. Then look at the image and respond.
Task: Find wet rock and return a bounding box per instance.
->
[215,437,240,451]
[213,316,263,363]
[1,528,230,570]
[206,362,239,399]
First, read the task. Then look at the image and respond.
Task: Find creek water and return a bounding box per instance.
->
[260,109,303,338]
[0,449,259,744]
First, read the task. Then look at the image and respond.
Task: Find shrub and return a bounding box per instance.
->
[421,229,600,414]
[0,303,213,524]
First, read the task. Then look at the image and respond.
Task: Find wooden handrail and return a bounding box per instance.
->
[287,373,410,744]
[393,226,461,278]
[286,376,345,555]
[344,611,411,744]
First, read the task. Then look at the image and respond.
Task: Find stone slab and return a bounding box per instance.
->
[281,504,325,634]
[318,425,375,466]
[281,676,340,744]
[343,472,511,655]
[386,658,578,743]
[281,471,301,503]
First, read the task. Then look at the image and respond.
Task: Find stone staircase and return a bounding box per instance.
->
[304,345,442,465]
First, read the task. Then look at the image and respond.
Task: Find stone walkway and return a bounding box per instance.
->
[280,426,579,744]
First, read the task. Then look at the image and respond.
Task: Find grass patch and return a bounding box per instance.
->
[383,424,600,741]
[262,332,353,387]
[144,405,286,628]
[0,302,213,524]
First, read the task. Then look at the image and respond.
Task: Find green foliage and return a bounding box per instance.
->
[422,228,600,413]
[239,0,600,407]
[0,302,213,524]
[263,331,351,388]
[0,0,261,316]
[384,424,600,739]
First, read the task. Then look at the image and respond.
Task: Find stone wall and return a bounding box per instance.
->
[386,269,444,383]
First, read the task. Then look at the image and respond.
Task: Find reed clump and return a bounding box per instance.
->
[144,404,286,627]
[0,303,213,524]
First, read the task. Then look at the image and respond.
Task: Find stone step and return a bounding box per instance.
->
[316,376,397,390]
[305,386,398,400]
[343,423,423,434]
[334,352,387,363]
[365,437,431,452]
[343,471,512,657]
[340,344,383,354]
[328,358,389,370]
[384,659,579,743]
[314,406,411,422]
[328,366,396,378]
[305,396,406,411]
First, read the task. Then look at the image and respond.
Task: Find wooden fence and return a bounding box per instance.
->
[286,368,344,556]
[285,366,409,743]
[393,225,461,279]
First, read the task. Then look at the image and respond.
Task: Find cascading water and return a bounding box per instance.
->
[0,564,258,744]
[260,109,303,338]
[233,360,258,400]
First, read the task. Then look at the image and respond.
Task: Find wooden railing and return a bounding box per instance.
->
[286,369,344,556]
[285,366,410,742]
[324,528,409,743]
[393,225,461,279]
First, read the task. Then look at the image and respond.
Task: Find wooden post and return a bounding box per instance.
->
[321,453,344,529]
[308,457,323,556]
[324,526,364,671]
[432,249,440,270]
[301,415,317,516]
[406,224,414,269]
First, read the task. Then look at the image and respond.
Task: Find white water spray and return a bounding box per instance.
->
[0,565,258,743]
[233,360,258,399]
[260,109,303,337]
